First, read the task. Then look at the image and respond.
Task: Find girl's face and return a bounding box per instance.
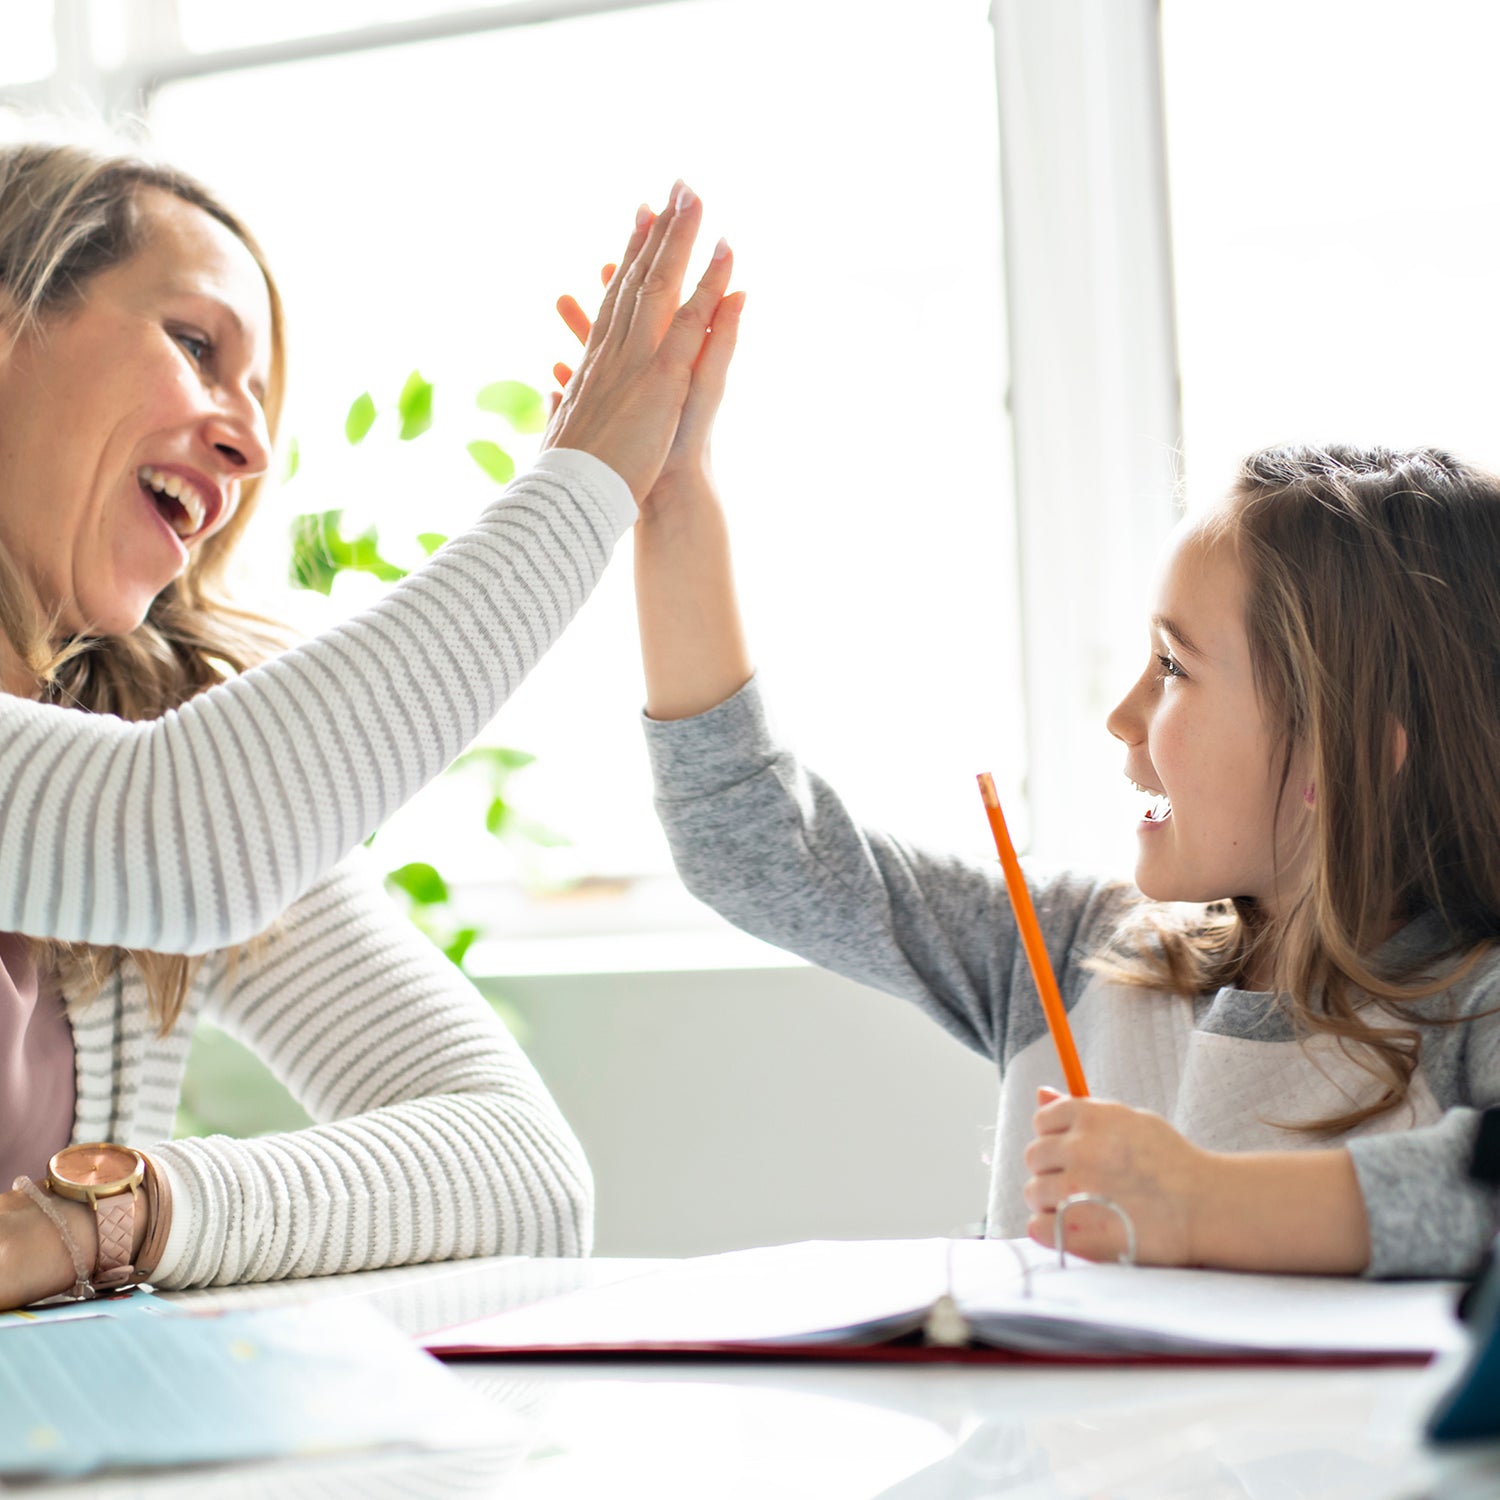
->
[0,187,273,639]
[1106,520,1309,915]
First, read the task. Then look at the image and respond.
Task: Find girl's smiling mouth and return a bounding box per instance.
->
[1128,775,1173,824]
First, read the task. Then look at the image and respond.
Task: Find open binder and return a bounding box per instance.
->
[423,1238,1463,1365]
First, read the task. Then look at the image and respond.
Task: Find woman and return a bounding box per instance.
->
[0,139,735,1308]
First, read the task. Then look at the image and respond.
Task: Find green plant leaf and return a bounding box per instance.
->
[386,861,449,906]
[417,532,447,556]
[280,435,301,483]
[485,795,510,837]
[513,817,570,849]
[288,512,340,595]
[288,510,408,594]
[457,746,536,775]
[466,440,515,485]
[397,371,434,441]
[442,927,480,968]
[476,379,546,434]
[345,392,376,445]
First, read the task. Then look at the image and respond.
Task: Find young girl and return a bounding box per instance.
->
[621,346,1500,1277]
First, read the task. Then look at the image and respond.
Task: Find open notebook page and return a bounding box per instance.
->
[424,1238,1465,1362]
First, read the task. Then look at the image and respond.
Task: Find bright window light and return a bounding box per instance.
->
[1163,0,1500,502]
[176,0,530,52]
[147,0,1017,901]
[1,3,56,85]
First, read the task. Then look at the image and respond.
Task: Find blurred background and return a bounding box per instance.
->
[5,0,1499,1254]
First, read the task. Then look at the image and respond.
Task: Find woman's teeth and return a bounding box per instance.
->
[139,466,205,538]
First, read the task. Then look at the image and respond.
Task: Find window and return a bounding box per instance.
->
[1163,0,1500,497]
[146,0,1020,906]
[1,3,56,86]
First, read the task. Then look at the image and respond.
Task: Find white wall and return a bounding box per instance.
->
[492,965,1000,1259]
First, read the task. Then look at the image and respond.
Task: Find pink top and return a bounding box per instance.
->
[0,933,74,1186]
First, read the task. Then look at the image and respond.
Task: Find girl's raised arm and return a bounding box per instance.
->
[558,233,751,721]
[630,259,753,724]
[1,188,727,955]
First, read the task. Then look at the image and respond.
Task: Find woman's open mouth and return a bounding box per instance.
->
[138,466,208,539]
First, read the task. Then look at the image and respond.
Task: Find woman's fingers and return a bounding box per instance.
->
[582,203,655,357]
[605,186,683,344]
[619,182,704,353]
[543,182,740,501]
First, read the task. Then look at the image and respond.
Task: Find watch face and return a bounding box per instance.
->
[50,1143,144,1193]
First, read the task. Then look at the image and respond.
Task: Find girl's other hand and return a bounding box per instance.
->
[553,224,744,519]
[1022,1086,1211,1265]
[543,183,738,506]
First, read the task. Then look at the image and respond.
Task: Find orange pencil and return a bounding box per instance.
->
[976,773,1090,1097]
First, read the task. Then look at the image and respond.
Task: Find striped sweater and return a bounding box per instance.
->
[7,448,635,1284]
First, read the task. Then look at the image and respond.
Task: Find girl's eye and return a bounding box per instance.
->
[1154,652,1185,681]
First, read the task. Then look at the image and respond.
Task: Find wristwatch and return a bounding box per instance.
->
[46,1143,145,1292]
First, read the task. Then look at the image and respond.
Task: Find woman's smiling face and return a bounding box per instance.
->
[1106,519,1311,915]
[0,187,273,639]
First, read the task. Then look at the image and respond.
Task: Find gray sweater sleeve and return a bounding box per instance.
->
[0,449,633,955]
[1347,990,1500,1278]
[644,675,1130,1065]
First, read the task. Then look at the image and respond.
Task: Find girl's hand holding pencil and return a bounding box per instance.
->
[1023,1086,1210,1265]
[980,774,1205,1266]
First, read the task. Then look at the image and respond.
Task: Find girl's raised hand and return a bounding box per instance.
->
[1022,1086,1210,1265]
[543,183,738,505]
[553,222,744,515]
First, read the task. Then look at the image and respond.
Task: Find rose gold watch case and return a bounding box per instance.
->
[47,1142,145,1204]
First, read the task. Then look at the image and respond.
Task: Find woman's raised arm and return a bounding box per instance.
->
[0,186,735,954]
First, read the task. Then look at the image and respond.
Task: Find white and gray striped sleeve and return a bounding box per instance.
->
[146,854,593,1285]
[0,448,634,955]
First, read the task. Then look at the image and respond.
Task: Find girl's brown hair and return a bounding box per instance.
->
[1106,443,1500,1131]
[0,138,291,1030]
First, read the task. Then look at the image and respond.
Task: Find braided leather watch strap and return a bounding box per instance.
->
[91,1188,141,1291]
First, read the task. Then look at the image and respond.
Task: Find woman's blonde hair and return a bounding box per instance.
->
[1105,443,1500,1132]
[0,138,291,1030]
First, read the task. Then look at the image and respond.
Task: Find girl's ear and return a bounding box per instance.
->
[1392,718,1408,774]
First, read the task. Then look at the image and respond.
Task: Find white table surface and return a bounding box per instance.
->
[11,1253,1500,1500]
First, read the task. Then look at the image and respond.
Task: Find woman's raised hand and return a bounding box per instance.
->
[543,182,740,505]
